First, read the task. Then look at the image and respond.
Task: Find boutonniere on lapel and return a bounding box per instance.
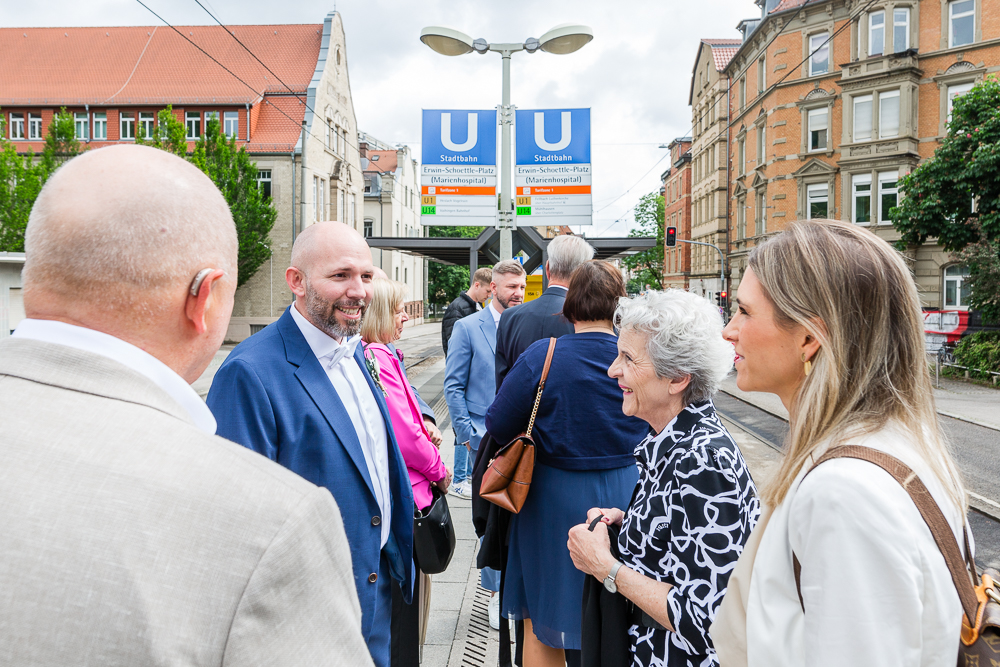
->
[363,345,388,396]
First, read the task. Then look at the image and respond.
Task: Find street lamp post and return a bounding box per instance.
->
[420,24,593,261]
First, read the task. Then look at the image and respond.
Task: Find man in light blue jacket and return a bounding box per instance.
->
[443,259,525,627]
[444,259,526,497]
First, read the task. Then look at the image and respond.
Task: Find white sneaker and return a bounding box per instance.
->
[488,593,500,630]
[452,481,472,499]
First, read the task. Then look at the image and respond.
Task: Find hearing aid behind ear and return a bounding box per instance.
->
[189,268,215,297]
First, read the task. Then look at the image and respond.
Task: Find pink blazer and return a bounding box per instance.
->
[366,343,447,510]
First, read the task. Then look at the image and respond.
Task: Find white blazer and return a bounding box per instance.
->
[743,424,966,667]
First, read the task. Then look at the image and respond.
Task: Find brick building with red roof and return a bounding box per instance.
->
[722,0,1000,312]
[0,11,364,340]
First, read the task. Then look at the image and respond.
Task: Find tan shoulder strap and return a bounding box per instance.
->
[792,445,978,622]
[525,338,557,438]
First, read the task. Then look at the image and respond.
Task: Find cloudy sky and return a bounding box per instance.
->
[7,0,755,237]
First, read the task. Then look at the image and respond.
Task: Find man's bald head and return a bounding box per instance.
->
[290,221,371,279]
[23,144,237,319]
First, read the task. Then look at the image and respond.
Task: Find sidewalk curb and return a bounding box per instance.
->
[936,410,1000,434]
[719,392,1000,523]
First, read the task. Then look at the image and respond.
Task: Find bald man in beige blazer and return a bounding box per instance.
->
[0,145,374,667]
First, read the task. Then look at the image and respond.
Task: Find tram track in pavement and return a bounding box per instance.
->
[714,391,1000,571]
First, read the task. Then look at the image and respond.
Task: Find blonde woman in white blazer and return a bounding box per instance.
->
[712,219,968,667]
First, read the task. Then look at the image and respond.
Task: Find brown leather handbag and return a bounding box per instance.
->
[479,337,556,514]
[793,445,1000,666]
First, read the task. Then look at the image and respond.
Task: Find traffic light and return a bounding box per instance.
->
[719,291,728,311]
[666,226,676,247]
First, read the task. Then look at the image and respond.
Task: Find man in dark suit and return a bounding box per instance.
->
[441,267,492,355]
[494,234,596,389]
[207,222,413,667]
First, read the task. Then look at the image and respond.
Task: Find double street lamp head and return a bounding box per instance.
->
[419,24,593,56]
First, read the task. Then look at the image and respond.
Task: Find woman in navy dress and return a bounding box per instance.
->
[486,260,648,667]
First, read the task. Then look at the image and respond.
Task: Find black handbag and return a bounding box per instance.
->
[412,487,456,575]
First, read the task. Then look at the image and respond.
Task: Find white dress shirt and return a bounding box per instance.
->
[489,299,503,328]
[11,318,217,434]
[290,304,391,547]
[743,423,965,667]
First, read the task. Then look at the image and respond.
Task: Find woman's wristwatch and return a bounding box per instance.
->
[603,561,624,593]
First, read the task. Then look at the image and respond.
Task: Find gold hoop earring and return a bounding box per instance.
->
[802,352,812,377]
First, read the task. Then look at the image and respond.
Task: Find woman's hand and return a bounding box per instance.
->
[423,418,443,447]
[433,468,453,493]
[567,521,617,580]
[586,507,625,526]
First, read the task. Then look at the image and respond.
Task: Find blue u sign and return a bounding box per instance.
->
[422,109,497,166]
[515,108,590,165]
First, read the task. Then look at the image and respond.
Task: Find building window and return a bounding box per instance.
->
[758,56,766,92]
[256,169,272,200]
[350,195,356,226]
[807,183,829,218]
[224,111,239,138]
[893,8,910,52]
[738,137,746,175]
[395,267,400,281]
[869,10,885,56]
[949,0,975,48]
[756,189,767,236]
[120,112,135,140]
[319,179,326,221]
[364,218,373,238]
[944,265,971,307]
[879,90,900,138]
[28,113,42,140]
[74,113,89,140]
[878,170,898,224]
[185,112,201,140]
[854,94,873,141]
[808,107,829,151]
[313,176,319,221]
[809,32,830,76]
[364,177,372,194]
[737,196,747,239]
[404,267,408,284]
[9,113,24,139]
[139,112,154,140]
[756,124,766,167]
[204,111,219,131]
[739,77,746,109]
[852,174,872,224]
[93,112,107,140]
[326,120,332,149]
[948,82,974,122]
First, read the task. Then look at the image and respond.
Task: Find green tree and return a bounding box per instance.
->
[0,107,80,251]
[620,192,665,293]
[136,106,187,157]
[427,225,486,308]
[891,76,1000,318]
[191,117,277,287]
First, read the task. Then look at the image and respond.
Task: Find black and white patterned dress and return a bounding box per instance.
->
[617,401,760,667]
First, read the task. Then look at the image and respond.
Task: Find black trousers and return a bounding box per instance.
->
[390,571,420,667]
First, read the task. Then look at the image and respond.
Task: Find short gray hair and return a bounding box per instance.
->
[546,235,595,280]
[491,259,526,279]
[613,289,733,406]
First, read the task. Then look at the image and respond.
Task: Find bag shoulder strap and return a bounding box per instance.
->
[525,338,557,438]
[792,444,978,622]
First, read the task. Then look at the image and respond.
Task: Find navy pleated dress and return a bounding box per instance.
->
[485,332,649,651]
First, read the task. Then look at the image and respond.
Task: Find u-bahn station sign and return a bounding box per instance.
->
[515,108,592,226]
[420,109,497,223]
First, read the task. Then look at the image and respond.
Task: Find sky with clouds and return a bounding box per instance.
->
[6,0,757,237]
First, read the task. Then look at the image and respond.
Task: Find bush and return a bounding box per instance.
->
[953,331,1000,379]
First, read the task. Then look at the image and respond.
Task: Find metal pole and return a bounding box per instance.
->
[499,50,513,261]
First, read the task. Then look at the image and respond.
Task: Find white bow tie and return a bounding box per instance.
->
[324,334,362,370]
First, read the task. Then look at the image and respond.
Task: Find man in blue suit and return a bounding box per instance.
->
[207,222,413,667]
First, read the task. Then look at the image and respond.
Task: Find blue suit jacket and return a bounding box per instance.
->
[444,306,497,451]
[206,307,414,635]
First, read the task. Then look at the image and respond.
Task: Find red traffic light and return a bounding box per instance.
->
[666,226,677,247]
[720,291,727,298]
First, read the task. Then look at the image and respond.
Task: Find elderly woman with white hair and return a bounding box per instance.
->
[568,289,760,667]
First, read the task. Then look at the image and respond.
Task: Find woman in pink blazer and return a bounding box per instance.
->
[362,279,451,508]
[362,278,452,666]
